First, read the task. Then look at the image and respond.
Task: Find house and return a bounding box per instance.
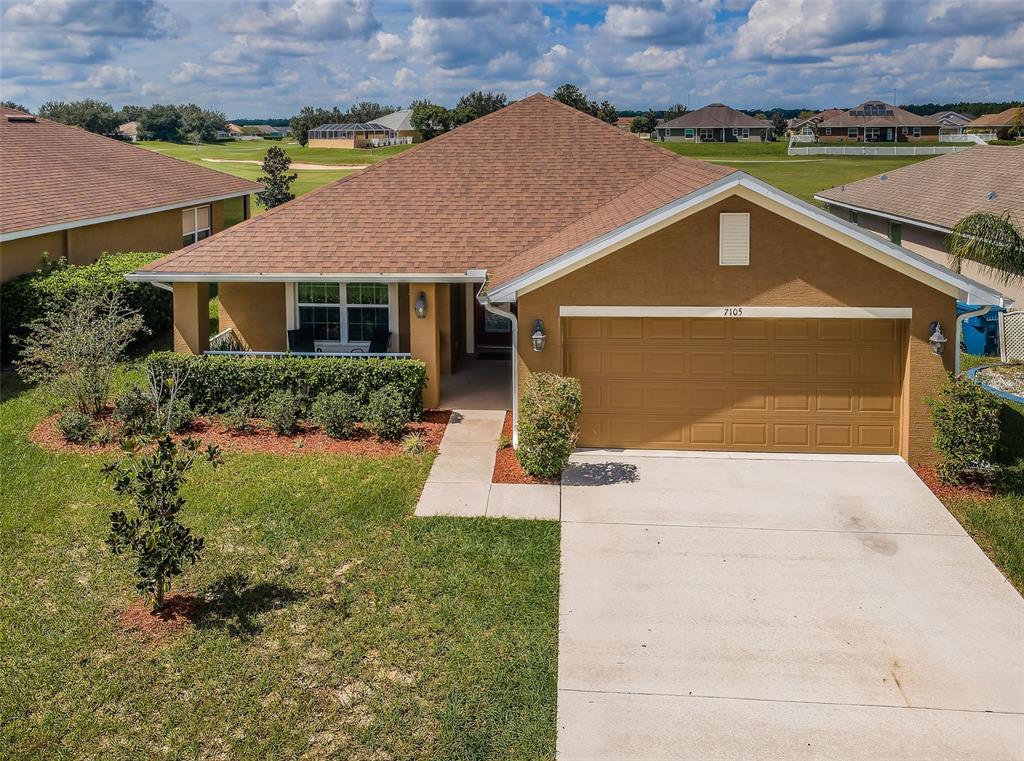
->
[614,116,633,130]
[815,146,1024,305]
[128,94,1003,464]
[655,103,772,143]
[929,110,973,136]
[308,109,418,149]
[118,120,140,142]
[0,107,262,282]
[816,101,941,142]
[788,109,845,137]
[225,123,245,136]
[246,124,289,139]
[967,106,1023,138]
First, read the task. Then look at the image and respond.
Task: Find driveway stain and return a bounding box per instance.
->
[859,534,898,555]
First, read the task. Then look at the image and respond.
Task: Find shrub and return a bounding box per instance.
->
[93,424,116,445]
[144,353,427,419]
[57,408,93,443]
[264,390,300,435]
[222,402,255,433]
[401,432,426,454]
[929,373,1002,484]
[311,392,360,439]
[517,373,582,478]
[366,387,409,441]
[113,385,156,435]
[166,395,196,433]
[2,252,170,358]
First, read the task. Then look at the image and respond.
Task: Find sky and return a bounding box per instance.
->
[1,0,1022,118]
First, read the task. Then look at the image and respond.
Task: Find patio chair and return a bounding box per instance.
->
[287,326,316,353]
[352,328,392,355]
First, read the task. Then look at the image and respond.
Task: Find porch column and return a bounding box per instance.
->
[173,282,210,355]
[436,282,452,375]
[409,284,441,409]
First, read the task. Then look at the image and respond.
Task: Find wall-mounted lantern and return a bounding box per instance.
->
[531,319,547,352]
[928,321,948,356]
[414,291,427,319]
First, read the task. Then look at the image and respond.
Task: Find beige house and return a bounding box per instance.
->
[967,106,1024,138]
[308,109,418,149]
[129,95,1004,464]
[0,107,261,282]
[816,146,1023,306]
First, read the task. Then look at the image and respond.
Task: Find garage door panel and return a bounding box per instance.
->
[564,318,904,454]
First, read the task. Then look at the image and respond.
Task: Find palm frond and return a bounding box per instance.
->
[946,211,1024,285]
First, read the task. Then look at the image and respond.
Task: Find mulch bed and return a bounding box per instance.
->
[912,465,995,503]
[491,411,559,485]
[31,409,451,457]
[119,593,197,639]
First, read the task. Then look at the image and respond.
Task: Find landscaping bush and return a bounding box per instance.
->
[222,402,255,433]
[166,395,196,434]
[57,408,93,443]
[2,253,171,358]
[263,390,300,435]
[113,385,156,435]
[365,387,409,441]
[929,373,1002,484]
[311,392,360,439]
[517,373,582,478]
[401,432,427,454]
[144,353,426,417]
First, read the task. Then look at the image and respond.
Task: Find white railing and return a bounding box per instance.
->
[791,133,817,143]
[209,327,242,351]
[940,133,994,144]
[788,144,972,157]
[204,350,412,359]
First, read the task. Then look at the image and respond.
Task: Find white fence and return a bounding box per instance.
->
[999,311,1024,362]
[788,144,972,157]
[939,132,994,144]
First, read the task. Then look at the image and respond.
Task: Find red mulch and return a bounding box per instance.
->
[491,410,559,485]
[31,409,451,457]
[912,465,995,502]
[119,593,196,639]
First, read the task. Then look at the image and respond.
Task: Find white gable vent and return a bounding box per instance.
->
[719,212,750,266]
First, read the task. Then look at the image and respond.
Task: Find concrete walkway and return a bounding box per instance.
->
[558,451,1024,760]
[414,409,559,520]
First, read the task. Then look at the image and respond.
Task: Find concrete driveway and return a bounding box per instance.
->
[558,452,1024,760]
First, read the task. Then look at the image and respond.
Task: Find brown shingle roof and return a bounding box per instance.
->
[659,103,771,130]
[1,107,261,236]
[141,94,735,279]
[968,106,1023,128]
[818,101,937,129]
[815,146,1024,231]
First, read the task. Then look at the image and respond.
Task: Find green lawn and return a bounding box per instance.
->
[0,370,559,759]
[138,139,413,167]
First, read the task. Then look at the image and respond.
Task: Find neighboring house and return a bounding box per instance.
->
[614,116,633,130]
[929,110,973,135]
[0,107,262,282]
[788,109,845,137]
[225,123,245,136]
[308,110,418,149]
[655,103,772,142]
[129,94,1003,464]
[967,106,1024,138]
[816,146,1024,305]
[246,124,289,139]
[817,101,941,142]
[118,120,140,142]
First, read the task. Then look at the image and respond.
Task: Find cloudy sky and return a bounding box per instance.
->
[2,0,1022,117]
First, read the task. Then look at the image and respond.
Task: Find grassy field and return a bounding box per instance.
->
[138,139,413,166]
[0,369,559,759]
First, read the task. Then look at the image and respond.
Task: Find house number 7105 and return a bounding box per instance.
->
[723,307,744,317]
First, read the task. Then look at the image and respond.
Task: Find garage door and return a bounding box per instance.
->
[563,317,905,454]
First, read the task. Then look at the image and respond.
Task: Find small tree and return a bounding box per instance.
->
[104,434,223,608]
[256,145,297,209]
[630,111,656,135]
[947,211,1024,283]
[770,111,788,138]
[15,290,147,415]
[411,102,454,141]
[663,103,688,122]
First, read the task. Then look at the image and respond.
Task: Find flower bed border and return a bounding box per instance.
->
[966,364,1024,405]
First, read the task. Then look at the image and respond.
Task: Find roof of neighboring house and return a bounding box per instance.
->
[658,103,772,130]
[225,123,244,133]
[615,116,633,129]
[818,101,936,129]
[312,122,396,133]
[375,109,416,132]
[929,110,972,124]
[139,94,736,278]
[815,146,1024,232]
[968,106,1023,128]
[247,124,287,134]
[118,121,139,136]
[0,106,262,239]
[791,109,845,129]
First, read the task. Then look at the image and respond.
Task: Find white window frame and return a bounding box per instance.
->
[182,205,211,247]
[684,128,695,138]
[825,128,832,135]
[913,127,921,137]
[847,127,858,138]
[295,282,395,349]
[741,127,750,139]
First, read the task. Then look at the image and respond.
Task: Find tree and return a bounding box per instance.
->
[410,102,454,141]
[137,104,184,141]
[345,101,396,123]
[15,290,147,416]
[38,99,121,134]
[663,103,688,122]
[289,105,345,147]
[119,104,147,121]
[456,90,509,119]
[256,146,297,209]
[552,83,591,112]
[592,100,618,124]
[1,100,29,113]
[947,212,1024,284]
[179,103,227,143]
[770,111,788,138]
[630,111,657,135]
[104,431,222,608]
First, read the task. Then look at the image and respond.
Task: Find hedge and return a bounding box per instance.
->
[2,252,171,358]
[517,372,583,478]
[144,352,428,418]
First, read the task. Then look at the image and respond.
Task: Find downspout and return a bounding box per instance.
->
[479,286,520,447]
[954,304,991,376]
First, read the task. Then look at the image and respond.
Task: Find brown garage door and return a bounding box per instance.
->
[563,317,905,454]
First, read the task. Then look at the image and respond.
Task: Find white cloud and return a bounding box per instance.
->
[369,31,405,62]
[79,63,137,90]
[599,1,716,45]
[623,45,688,72]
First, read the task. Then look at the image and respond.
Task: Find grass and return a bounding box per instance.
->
[137,139,413,167]
[0,369,559,759]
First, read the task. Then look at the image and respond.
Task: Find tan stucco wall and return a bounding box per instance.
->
[1,200,228,282]
[218,281,287,352]
[173,282,210,354]
[516,196,956,465]
[308,137,357,149]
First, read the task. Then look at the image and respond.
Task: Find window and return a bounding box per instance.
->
[741,128,750,139]
[825,128,832,135]
[297,282,389,344]
[889,222,902,245]
[732,128,740,136]
[913,127,921,138]
[684,128,695,138]
[901,127,909,135]
[182,205,211,247]
[850,210,859,224]
[847,127,858,138]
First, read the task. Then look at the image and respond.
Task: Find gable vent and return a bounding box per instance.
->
[719,212,750,266]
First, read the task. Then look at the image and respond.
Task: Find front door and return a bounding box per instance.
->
[887,128,894,141]
[474,300,513,350]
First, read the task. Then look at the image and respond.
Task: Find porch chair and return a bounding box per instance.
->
[352,328,392,355]
[287,326,316,353]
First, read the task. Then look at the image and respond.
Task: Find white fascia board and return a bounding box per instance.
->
[559,306,913,319]
[124,271,486,284]
[0,189,260,242]
[812,196,953,236]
